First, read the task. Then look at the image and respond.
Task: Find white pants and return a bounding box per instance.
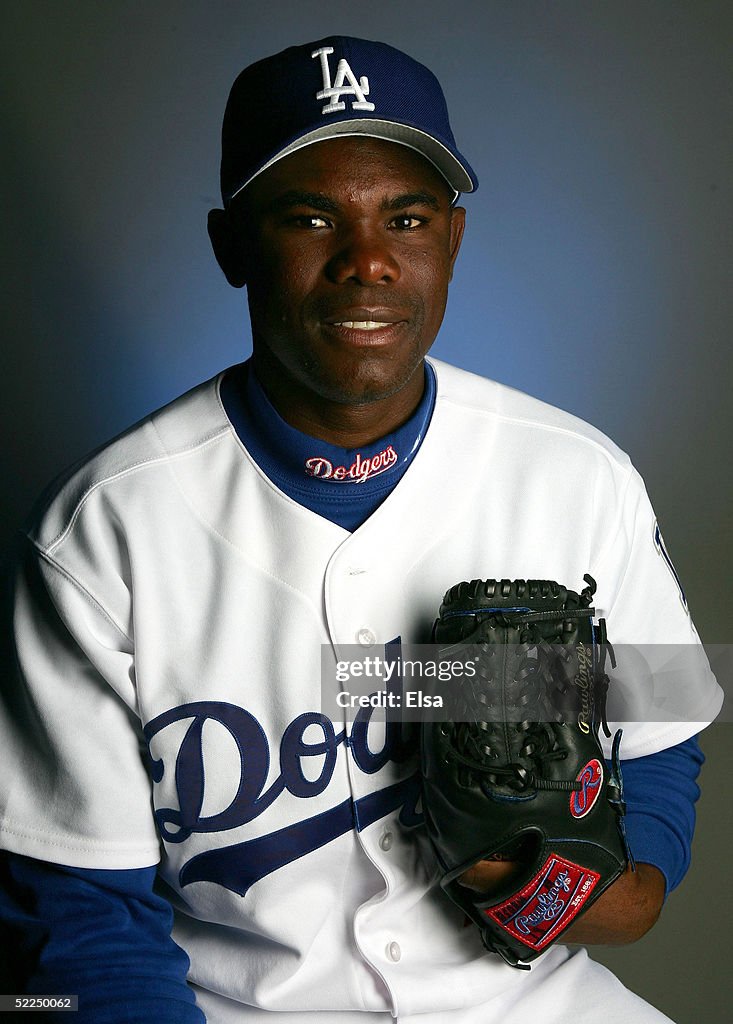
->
[194,948,673,1023]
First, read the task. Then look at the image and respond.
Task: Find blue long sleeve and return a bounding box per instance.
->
[0,853,205,1023]
[615,735,704,894]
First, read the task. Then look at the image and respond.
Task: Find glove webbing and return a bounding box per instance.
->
[444,611,610,793]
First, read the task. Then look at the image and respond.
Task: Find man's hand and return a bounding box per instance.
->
[458,859,665,945]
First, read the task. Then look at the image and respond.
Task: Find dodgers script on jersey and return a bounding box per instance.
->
[0,360,721,1023]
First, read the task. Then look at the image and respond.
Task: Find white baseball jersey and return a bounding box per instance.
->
[0,358,721,1022]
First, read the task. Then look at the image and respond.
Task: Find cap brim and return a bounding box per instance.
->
[227,119,477,203]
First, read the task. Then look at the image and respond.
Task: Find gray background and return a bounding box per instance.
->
[1,2,730,1020]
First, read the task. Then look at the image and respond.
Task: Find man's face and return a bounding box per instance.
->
[227,137,465,431]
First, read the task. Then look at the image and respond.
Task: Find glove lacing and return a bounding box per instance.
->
[444,614,611,794]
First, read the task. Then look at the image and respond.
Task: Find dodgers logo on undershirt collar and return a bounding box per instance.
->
[312,46,376,114]
[305,444,398,483]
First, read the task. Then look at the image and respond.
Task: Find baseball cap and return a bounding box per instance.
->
[219,36,478,205]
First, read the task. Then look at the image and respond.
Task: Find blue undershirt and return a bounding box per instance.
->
[0,360,704,1019]
[219,359,436,530]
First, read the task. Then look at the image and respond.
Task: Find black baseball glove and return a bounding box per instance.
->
[421,575,631,968]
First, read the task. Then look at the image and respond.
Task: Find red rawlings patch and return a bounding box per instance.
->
[570,758,604,819]
[485,854,600,951]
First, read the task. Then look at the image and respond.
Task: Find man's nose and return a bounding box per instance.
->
[325,226,401,285]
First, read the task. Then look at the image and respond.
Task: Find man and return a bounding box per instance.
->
[0,36,722,1023]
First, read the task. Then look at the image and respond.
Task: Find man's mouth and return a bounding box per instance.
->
[333,320,390,331]
[323,308,407,331]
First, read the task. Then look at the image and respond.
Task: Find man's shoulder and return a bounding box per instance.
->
[429,358,631,471]
[27,369,233,552]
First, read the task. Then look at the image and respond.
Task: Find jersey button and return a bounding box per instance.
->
[386,941,402,963]
[357,627,377,647]
[379,831,394,852]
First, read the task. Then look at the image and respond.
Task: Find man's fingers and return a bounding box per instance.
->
[456,858,522,893]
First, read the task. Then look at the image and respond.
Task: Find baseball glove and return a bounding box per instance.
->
[421,575,631,968]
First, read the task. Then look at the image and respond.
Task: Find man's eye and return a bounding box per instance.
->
[390,215,426,230]
[292,214,331,229]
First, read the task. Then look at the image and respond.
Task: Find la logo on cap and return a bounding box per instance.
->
[312,46,376,114]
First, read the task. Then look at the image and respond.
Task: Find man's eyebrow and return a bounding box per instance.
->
[266,190,340,214]
[261,189,443,216]
[382,192,442,212]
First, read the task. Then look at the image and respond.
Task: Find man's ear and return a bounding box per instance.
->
[447,206,466,283]
[207,208,248,288]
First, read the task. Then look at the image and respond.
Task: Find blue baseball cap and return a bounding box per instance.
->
[220,36,478,205]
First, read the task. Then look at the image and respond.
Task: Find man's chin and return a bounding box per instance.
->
[308,359,427,408]
[312,378,416,409]
[252,343,429,420]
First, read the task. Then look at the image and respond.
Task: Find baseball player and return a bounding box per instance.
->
[0,36,722,1024]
